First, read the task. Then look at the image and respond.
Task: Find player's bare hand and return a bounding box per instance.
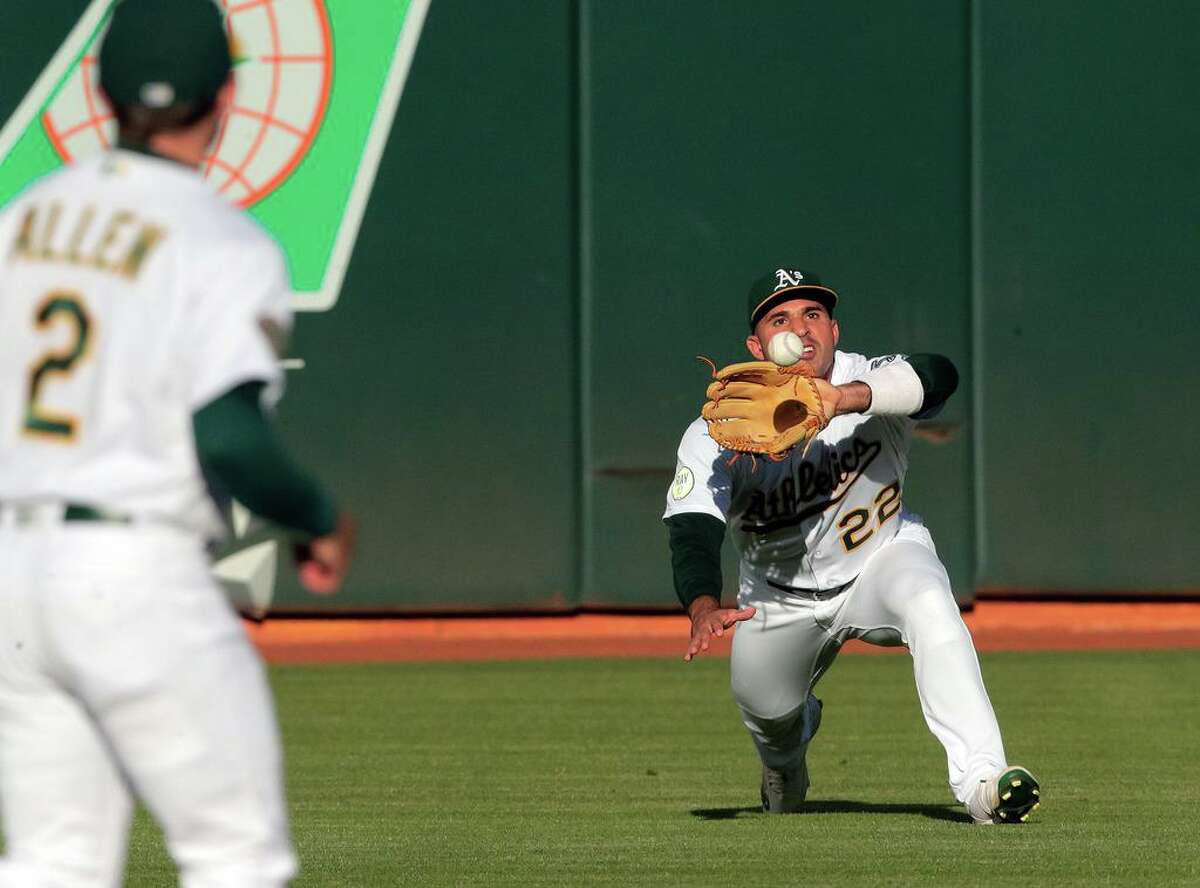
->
[294,512,356,595]
[684,596,756,662]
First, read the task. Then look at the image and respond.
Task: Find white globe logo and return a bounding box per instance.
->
[41,0,333,208]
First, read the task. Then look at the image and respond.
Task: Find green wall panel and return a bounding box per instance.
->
[270,0,578,610]
[0,4,82,111]
[977,1,1200,594]
[582,1,975,606]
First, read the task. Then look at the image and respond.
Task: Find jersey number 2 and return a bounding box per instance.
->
[24,292,92,441]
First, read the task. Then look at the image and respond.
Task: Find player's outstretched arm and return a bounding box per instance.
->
[808,354,960,421]
[666,512,755,661]
[193,381,355,594]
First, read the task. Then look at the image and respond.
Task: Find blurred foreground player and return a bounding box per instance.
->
[0,1,354,884]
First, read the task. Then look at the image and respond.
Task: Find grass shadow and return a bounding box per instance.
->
[691,800,971,824]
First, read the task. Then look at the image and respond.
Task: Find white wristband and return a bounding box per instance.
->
[861,361,925,416]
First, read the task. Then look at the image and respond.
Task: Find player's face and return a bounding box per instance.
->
[746,298,840,378]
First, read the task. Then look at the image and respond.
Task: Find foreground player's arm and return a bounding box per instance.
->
[815,353,960,420]
[193,381,354,593]
[666,513,755,662]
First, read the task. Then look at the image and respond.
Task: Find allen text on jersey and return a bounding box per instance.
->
[8,202,166,281]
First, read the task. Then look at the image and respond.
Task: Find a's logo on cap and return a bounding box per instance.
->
[139,82,176,108]
[774,269,805,291]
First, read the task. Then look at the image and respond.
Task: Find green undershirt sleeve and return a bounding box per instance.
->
[907,353,960,419]
[665,512,726,611]
[193,381,338,538]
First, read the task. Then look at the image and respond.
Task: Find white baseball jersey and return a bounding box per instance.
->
[0,150,290,541]
[664,350,927,592]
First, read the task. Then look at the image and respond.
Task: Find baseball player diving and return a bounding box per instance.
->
[0,1,355,885]
[663,268,1041,824]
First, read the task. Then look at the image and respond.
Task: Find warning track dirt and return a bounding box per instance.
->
[244,601,1200,665]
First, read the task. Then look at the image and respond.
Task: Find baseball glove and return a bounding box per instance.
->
[700,360,829,455]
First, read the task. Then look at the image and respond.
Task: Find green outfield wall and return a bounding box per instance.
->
[1,1,1195,612]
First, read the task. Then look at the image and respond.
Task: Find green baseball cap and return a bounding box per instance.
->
[99,0,232,109]
[747,268,838,329]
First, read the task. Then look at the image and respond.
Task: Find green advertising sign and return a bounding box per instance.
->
[0,0,431,312]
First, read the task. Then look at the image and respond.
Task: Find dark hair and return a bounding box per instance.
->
[112,96,218,145]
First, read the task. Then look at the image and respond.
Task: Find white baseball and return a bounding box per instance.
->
[767,331,807,366]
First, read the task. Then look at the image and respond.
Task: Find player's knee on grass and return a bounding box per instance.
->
[735,695,821,766]
[730,673,809,730]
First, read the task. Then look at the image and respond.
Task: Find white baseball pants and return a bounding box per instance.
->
[0,521,296,888]
[731,523,1006,805]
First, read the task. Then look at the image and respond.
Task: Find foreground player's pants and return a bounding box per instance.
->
[0,522,297,888]
[730,521,1006,805]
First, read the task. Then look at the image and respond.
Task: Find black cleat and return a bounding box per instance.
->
[990,766,1041,824]
[761,760,809,814]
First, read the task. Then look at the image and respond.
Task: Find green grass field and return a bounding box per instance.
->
[120,649,1198,886]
